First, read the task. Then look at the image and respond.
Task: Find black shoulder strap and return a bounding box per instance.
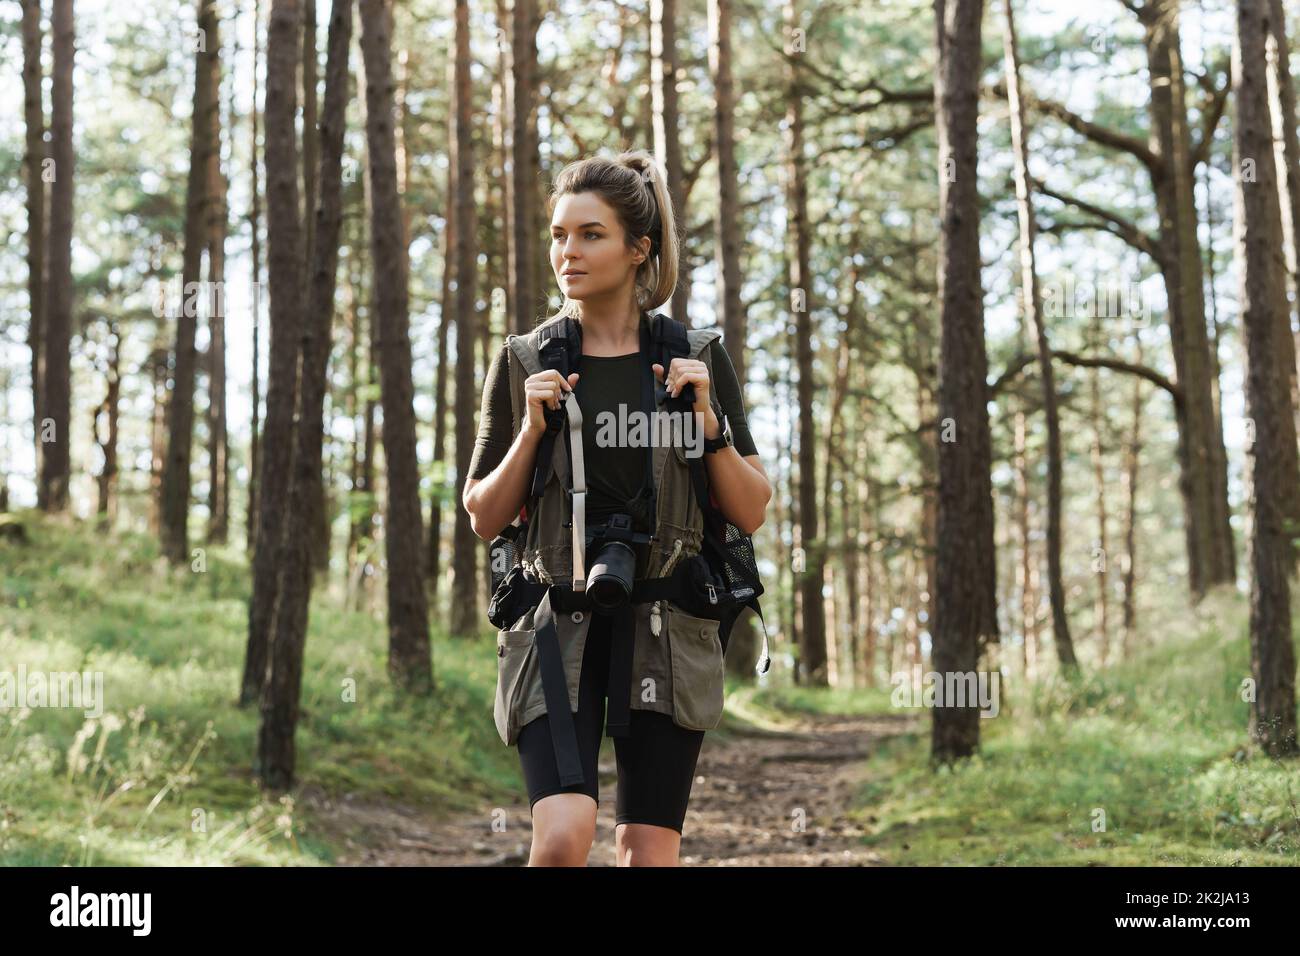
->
[622,313,694,534]
[529,318,580,505]
[649,313,694,407]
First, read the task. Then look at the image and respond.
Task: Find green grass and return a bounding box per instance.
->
[737,588,1300,865]
[3,513,1296,866]
[0,512,523,865]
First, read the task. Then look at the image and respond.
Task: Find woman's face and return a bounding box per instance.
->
[549,192,648,305]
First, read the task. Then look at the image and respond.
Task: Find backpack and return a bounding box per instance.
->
[486,312,769,671]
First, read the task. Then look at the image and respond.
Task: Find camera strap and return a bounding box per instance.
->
[564,389,587,591]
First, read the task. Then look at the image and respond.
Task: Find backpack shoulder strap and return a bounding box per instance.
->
[506,315,571,377]
[686,326,723,358]
[509,316,580,509]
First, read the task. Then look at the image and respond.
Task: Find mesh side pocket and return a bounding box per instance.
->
[487,531,524,605]
[704,518,763,601]
[720,520,762,594]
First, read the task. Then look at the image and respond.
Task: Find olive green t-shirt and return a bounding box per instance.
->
[468,336,758,530]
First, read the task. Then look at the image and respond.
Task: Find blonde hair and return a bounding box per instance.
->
[543,149,680,323]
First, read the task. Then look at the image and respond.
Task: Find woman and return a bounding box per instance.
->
[463,150,771,866]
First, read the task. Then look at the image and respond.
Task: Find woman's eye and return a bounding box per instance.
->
[585,231,600,240]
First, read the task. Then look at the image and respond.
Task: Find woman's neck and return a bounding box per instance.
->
[578,302,644,356]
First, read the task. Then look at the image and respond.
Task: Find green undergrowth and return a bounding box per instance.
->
[0,512,522,865]
[822,588,1300,865]
[4,513,1295,866]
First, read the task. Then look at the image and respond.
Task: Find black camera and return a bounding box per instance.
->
[585,513,652,611]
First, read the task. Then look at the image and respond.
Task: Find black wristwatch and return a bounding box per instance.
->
[703,428,733,454]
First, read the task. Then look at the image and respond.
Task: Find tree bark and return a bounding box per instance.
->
[509,0,540,333]
[301,0,331,576]
[711,0,745,377]
[652,0,689,324]
[1003,0,1076,673]
[242,0,305,707]
[1141,0,1237,595]
[1014,408,1033,671]
[302,0,317,267]
[712,0,759,670]
[448,0,481,638]
[1089,329,1111,665]
[22,0,46,466]
[258,0,352,791]
[1121,341,1145,660]
[1235,0,1300,757]
[248,0,264,553]
[39,0,75,513]
[783,0,827,685]
[207,26,230,544]
[148,344,168,534]
[932,0,997,762]
[427,59,456,596]
[360,0,433,689]
[161,0,219,560]
[1265,0,1300,444]
[93,322,120,525]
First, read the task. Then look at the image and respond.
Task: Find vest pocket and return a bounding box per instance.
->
[494,629,537,746]
[666,603,725,731]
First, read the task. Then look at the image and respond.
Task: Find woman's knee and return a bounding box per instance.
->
[615,822,682,866]
[528,793,597,866]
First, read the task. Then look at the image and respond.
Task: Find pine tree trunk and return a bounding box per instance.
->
[932,0,997,762]
[1121,341,1145,660]
[94,322,120,525]
[207,31,230,544]
[711,0,744,371]
[161,0,218,560]
[243,0,305,707]
[248,0,264,553]
[1235,0,1300,757]
[652,0,689,324]
[1014,408,1032,670]
[449,0,481,638]
[1089,322,1110,665]
[40,0,75,513]
[1003,0,1077,673]
[302,0,317,265]
[149,344,168,534]
[1265,0,1300,450]
[258,0,353,791]
[22,0,46,465]
[428,64,456,596]
[1142,0,1237,595]
[509,0,539,333]
[360,0,432,689]
[783,0,826,685]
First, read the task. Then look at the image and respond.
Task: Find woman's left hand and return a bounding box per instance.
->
[652,358,712,419]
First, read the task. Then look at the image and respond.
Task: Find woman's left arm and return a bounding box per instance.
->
[698,412,772,535]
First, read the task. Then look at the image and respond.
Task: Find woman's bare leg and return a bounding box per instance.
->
[528,793,598,866]
[614,822,682,866]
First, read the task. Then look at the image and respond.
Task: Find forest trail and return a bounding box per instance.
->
[306,711,919,866]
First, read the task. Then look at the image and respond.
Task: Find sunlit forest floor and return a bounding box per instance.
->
[0,514,1296,865]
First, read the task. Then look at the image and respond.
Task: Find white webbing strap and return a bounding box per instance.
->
[564,390,587,591]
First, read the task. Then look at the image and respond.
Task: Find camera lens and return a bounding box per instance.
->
[587,540,637,610]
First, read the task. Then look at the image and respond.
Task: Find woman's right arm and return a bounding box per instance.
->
[464,424,545,541]
[463,345,578,541]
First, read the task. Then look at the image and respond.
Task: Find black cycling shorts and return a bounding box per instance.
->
[515,608,706,834]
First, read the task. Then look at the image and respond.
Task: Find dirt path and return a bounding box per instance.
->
[306,711,919,866]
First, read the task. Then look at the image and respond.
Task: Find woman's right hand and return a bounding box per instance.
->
[524,370,580,436]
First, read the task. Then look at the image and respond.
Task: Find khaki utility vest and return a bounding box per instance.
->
[491,311,732,745]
